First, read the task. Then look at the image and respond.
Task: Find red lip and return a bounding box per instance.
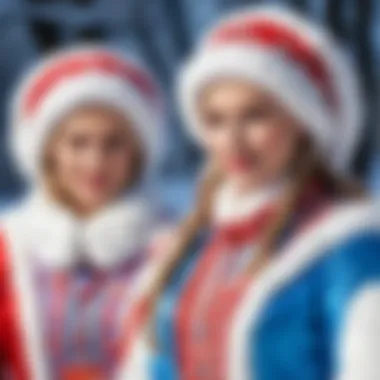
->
[87,175,108,190]
[227,156,252,173]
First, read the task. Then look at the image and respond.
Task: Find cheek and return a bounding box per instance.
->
[246,124,279,152]
[103,149,132,185]
[247,124,298,171]
[54,146,84,183]
[204,127,233,162]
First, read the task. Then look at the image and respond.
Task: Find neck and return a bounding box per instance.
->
[212,178,287,225]
[42,181,108,220]
[228,175,286,198]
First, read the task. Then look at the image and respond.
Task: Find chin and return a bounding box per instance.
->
[77,192,110,212]
[230,170,262,188]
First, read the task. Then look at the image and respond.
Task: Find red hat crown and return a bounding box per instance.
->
[208,17,337,111]
[22,50,159,121]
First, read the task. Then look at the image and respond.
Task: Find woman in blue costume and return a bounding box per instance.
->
[119,7,380,380]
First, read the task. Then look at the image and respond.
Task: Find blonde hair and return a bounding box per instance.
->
[143,138,364,346]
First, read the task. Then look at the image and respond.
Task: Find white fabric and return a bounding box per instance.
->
[3,215,48,380]
[116,333,152,380]
[180,45,333,159]
[338,284,380,380]
[212,179,285,225]
[5,191,154,269]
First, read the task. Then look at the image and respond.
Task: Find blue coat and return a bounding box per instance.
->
[120,202,380,380]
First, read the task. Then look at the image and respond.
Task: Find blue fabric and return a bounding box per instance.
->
[150,230,380,380]
[150,232,209,380]
[149,352,178,380]
[251,232,380,380]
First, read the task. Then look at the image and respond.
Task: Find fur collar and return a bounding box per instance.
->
[212,180,285,225]
[6,191,154,269]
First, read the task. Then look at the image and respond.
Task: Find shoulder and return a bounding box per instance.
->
[324,232,380,285]
[293,199,380,259]
[0,199,35,269]
[315,201,380,299]
[0,214,19,279]
[0,201,29,242]
[274,199,380,287]
[320,199,380,267]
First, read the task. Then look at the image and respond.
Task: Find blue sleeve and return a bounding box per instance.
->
[324,232,380,378]
[149,352,178,380]
[325,232,380,314]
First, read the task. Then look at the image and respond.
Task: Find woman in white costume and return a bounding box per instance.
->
[119,6,380,380]
[0,46,165,379]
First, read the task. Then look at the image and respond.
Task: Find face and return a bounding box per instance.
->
[198,79,305,190]
[45,106,142,215]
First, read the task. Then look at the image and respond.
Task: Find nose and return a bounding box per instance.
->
[225,121,246,154]
[85,147,106,171]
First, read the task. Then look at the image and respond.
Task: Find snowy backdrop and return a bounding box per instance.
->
[0,0,379,207]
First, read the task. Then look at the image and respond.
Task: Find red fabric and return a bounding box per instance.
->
[49,273,69,363]
[176,206,275,380]
[0,231,31,379]
[209,18,337,110]
[23,51,158,119]
[119,297,150,361]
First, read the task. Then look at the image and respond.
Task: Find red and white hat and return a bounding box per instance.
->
[179,7,363,172]
[10,46,165,180]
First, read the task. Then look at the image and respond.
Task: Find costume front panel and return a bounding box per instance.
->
[32,254,144,379]
[152,204,302,379]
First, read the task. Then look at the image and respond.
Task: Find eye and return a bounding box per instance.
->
[202,109,225,130]
[242,105,272,123]
[68,134,90,150]
[104,133,128,152]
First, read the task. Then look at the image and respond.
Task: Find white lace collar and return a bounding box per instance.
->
[212,180,286,225]
[14,191,154,269]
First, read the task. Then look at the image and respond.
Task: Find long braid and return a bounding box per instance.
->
[246,141,318,275]
[145,164,223,346]
[245,142,366,277]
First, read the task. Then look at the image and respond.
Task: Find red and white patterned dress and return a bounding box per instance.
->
[0,191,156,380]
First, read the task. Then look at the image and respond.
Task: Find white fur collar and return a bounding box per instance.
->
[9,191,154,269]
[212,181,285,225]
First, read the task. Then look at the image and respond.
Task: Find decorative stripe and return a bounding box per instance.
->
[209,19,336,109]
[23,51,157,119]
[50,273,70,369]
[3,217,48,379]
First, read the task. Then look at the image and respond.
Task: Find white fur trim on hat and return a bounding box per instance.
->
[178,6,363,173]
[10,47,165,181]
